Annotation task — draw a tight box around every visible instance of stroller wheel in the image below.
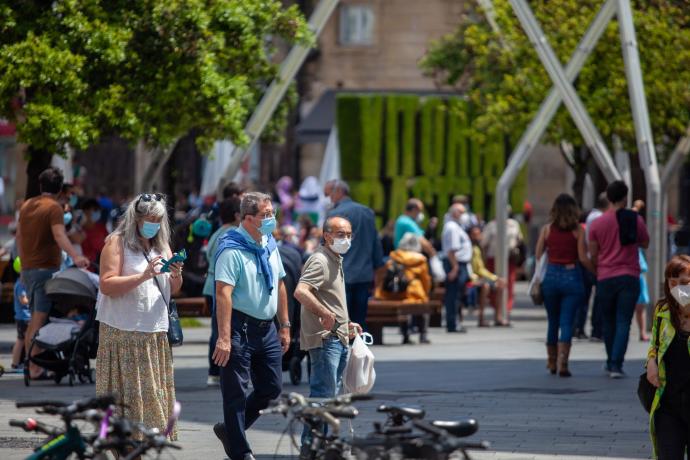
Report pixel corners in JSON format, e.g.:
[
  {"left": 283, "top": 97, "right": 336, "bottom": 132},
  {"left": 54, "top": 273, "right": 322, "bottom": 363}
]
[
  {"left": 23, "top": 368, "right": 30, "bottom": 387},
  {"left": 68, "top": 372, "right": 75, "bottom": 387},
  {"left": 289, "top": 356, "right": 302, "bottom": 385}
]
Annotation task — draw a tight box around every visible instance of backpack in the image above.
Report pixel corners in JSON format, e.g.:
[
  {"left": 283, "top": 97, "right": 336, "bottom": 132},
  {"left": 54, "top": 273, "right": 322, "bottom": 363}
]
[{"left": 382, "top": 260, "right": 410, "bottom": 294}]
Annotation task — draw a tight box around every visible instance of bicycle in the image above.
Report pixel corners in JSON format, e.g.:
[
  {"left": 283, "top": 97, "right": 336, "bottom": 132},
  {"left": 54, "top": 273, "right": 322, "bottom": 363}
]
[
  {"left": 262, "top": 393, "right": 489, "bottom": 460},
  {"left": 10, "top": 396, "right": 182, "bottom": 460},
  {"left": 10, "top": 396, "right": 116, "bottom": 460}
]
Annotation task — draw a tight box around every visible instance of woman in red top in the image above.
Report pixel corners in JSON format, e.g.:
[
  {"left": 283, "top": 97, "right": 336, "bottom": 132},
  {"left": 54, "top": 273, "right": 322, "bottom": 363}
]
[
  {"left": 535, "top": 194, "right": 594, "bottom": 377},
  {"left": 80, "top": 199, "right": 109, "bottom": 268}
]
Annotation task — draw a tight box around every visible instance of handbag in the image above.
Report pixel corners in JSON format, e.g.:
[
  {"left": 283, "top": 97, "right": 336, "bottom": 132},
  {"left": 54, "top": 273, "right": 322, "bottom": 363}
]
[
  {"left": 528, "top": 252, "right": 547, "bottom": 306},
  {"left": 637, "top": 316, "right": 662, "bottom": 412},
  {"left": 143, "top": 251, "right": 184, "bottom": 347}
]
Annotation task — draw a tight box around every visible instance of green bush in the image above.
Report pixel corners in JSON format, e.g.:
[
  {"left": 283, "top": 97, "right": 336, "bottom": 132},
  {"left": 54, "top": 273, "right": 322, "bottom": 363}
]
[{"left": 338, "top": 94, "right": 526, "bottom": 223}]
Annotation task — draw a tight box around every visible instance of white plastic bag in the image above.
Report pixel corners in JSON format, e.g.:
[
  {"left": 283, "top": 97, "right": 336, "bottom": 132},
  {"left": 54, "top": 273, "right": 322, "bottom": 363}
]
[
  {"left": 429, "top": 255, "right": 446, "bottom": 283},
  {"left": 343, "top": 333, "right": 376, "bottom": 394}
]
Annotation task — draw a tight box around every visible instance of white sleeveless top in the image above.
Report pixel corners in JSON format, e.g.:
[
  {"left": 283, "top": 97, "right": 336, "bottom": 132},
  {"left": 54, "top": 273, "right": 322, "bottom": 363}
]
[{"left": 96, "top": 245, "right": 170, "bottom": 333}]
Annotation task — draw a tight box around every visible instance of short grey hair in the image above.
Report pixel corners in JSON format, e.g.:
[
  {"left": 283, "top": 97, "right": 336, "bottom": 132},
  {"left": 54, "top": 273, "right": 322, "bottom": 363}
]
[
  {"left": 109, "top": 194, "right": 171, "bottom": 254},
  {"left": 240, "top": 192, "right": 272, "bottom": 219},
  {"left": 331, "top": 180, "right": 350, "bottom": 196},
  {"left": 398, "top": 232, "right": 422, "bottom": 253}
]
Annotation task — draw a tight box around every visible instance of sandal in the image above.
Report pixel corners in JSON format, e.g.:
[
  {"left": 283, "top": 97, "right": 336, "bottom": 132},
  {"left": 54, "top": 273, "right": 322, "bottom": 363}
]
[{"left": 494, "top": 321, "right": 512, "bottom": 327}]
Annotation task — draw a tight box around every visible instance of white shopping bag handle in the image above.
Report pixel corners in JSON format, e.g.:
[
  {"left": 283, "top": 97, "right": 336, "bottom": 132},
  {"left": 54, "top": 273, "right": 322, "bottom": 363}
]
[{"left": 360, "top": 332, "right": 374, "bottom": 346}]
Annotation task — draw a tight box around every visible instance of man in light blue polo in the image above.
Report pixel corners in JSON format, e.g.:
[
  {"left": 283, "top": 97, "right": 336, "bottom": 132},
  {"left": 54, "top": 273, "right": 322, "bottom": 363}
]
[{"left": 211, "top": 192, "right": 291, "bottom": 460}]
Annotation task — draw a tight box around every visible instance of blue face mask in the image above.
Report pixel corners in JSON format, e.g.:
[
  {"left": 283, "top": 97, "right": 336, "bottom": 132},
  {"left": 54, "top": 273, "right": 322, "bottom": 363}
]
[
  {"left": 141, "top": 221, "right": 161, "bottom": 239},
  {"left": 91, "top": 211, "right": 102, "bottom": 222},
  {"left": 259, "top": 217, "right": 276, "bottom": 236},
  {"left": 69, "top": 195, "right": 78, "bottom": 208},
  {"left": 63, "top": 212, "right": 73, "bottom": 226}
]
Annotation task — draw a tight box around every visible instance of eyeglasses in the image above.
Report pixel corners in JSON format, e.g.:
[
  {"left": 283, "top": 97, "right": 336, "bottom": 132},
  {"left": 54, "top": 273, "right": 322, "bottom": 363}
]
[
  {"left": 331, "top": 231, "right": 353, "bottom": 239},
  {"left": 256, "top": 211, "right": 276, "bottom": 219},
  {"left": 135, "top": 193, "right": 164, "bottom": 212}
]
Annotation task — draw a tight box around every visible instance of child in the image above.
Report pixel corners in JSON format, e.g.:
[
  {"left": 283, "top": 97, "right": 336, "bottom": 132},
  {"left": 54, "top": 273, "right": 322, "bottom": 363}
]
[{"left": 12, "top": 258, "right": 30, "bottom": 370}]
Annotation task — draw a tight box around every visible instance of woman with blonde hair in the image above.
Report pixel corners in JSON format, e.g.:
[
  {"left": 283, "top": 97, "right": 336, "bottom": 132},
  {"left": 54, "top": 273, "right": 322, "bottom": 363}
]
[
  {"left": 535, "top": 194, "right": 594, "bottom": 377},
  {"left": 96, "top": 193, "right": 183, "bottom": 438}
]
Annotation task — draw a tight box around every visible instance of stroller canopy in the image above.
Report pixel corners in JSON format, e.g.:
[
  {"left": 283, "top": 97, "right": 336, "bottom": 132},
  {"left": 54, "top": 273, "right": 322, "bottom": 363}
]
[{"left": 45, "top": 268, "right": 98, "bottom": 309}]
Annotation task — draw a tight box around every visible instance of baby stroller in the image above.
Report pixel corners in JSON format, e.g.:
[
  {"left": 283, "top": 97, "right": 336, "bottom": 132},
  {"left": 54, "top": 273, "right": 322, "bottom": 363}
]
[{"left": 24, "top": 268, "right": 99, "bottom": 387}]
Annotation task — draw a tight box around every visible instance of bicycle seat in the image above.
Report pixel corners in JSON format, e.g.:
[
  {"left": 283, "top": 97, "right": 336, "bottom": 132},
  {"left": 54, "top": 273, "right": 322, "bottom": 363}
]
[
  {"left": 431, "top": 419, "right": 478, "bottom": 438},
  {"left": 377, "top": 404, "right": 426, "bottom": 419}
]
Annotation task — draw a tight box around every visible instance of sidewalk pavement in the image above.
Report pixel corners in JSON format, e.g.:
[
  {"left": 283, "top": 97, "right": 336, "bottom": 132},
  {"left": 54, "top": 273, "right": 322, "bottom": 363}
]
[{"left": 0, "top": 282, "right": 652, "bottom": 459}]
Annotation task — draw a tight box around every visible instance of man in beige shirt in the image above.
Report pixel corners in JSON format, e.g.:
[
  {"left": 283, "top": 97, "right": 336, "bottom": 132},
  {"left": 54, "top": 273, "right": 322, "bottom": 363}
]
[{"left": 294, "top": 216, "right": 361, "bottom": 455}]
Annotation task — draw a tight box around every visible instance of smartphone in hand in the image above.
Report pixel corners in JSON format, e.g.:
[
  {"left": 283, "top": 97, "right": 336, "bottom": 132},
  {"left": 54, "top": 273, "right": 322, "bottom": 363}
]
[{"left": 160, "top": 249, "right": 188, "bottom": 273}]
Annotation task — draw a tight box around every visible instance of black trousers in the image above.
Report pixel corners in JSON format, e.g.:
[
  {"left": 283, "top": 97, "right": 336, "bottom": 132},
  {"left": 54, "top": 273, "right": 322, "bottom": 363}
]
[
  {"left": 220, "top": 313, "right": 283, "bottom": 460},
  {"left": 656, "top": 393, "right": 690, "bottom": 460}
]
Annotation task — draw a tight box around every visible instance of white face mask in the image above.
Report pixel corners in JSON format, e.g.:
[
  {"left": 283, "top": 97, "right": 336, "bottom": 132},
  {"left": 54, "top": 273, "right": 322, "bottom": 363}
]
[
  {"left": 330, "top": 237, "right": 351, "bottom": 255},
  {"left": 671, "top": 285, "right": 690, "bottom": 308},
  {"left": 416, "top": 212, "right": 425, "bottom": 224}
]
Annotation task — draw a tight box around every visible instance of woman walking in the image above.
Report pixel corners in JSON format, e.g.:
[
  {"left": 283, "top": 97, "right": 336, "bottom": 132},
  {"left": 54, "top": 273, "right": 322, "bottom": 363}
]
[
  {"left": 646, "top": 255, "right": 690, "bottom": 459},
  {"left": 535, "top": 194, "right": 593, "bottom": 377},
  {"left": 96, "top": 193, "right": 183, "bottom": 438}
]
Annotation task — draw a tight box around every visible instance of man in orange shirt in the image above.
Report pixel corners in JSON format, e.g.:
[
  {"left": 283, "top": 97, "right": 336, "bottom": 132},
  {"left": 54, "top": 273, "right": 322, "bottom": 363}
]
[{"left": 17, "top": 167, "right": 89, "bottom": 379}]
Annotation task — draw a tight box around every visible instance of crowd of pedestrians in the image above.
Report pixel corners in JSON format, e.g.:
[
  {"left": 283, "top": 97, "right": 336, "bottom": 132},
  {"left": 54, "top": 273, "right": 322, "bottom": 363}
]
[{"left": 6, "top": 166, "right": 683, "bottom": 460}]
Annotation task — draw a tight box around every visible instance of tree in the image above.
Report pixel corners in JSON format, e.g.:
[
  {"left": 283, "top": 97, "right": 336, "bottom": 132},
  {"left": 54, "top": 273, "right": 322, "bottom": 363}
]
[
  {"left": 419, "top": 0, "right": 690, "bottom": 204},
  {"left": 0, "top": 0, "right": 311, "bottom": 197}
]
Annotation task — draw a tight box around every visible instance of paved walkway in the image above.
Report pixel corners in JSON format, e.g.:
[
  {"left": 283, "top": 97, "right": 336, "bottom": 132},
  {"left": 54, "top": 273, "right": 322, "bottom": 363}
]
[{"left": 0, "top": 283, "right": 652, "bottom": 459}]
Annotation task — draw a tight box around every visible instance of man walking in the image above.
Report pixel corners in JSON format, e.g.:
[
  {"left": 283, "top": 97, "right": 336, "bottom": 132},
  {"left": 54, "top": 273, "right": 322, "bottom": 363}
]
[
  {"left": 212, "top": 192, "right": 291, "bottom": 460},
  {"left": 326, "top": 180, "right": 384, "bottom": 327},
  {"left": 393, "top": 198, "right": 437, "bottom": 255},
  {"left": 583, "top": 193, "right": 609, "bottom": 341},
  {"left": 442, "top": 204, "right": 473, "bottom": 333},
  {"left": 589, "top": 181, "right": 649, "bottom": 379},
  {"left": 17, "top": 167, "right": 88, "bottom": 380},
  {"left": 294, "top": 216, "right": 361, "bottom": 457}
]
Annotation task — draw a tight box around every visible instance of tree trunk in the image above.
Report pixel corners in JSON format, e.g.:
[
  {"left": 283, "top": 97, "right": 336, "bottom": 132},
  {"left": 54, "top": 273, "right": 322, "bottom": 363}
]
[{"left": 25, "top": 146, "right": 53, "bottom": 199}]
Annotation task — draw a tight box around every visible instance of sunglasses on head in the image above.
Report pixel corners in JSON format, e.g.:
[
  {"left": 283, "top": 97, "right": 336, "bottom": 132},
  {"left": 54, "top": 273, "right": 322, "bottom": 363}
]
[{"left": 135, "top": 193, "right": 164, "bottom": 212}]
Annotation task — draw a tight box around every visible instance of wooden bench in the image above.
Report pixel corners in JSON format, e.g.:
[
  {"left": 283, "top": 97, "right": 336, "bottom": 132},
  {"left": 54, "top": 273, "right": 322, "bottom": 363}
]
[
  {"left": 429, "top": 287, "right": 445, "bottom": 327},
  {"left": 366, "top": 299, "right": 442, "bottom": 345},
  {"left": 172, "top": 296, "right": 209, "bottom": 317}
]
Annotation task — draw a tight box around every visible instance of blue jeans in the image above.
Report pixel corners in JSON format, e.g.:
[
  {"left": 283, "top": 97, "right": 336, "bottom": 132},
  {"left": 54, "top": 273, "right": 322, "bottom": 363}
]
[
  {"left": 444, "top": 259, "right": 469, "bottom": 331},
  {"left": 301, "top": 336, "right": 349, "bottom": 447},
  {"left": 206, "top": 295, "right": 219, "bottom": 377},
  {"left": 21, "top": 268, "right": 59, "bottom": 314},
  {"left": 541, "top": 264, "right": 585, "bottom": 345},
  {"left": 345, "top": 282, "right": 371, "bottom": 328},
  {"left": 595, "top": 275, "right": 640, "bottom": 372},
  {"left": 575, "top": 266, "right": 597, "bottom": 335},
  {"left": 220, "top": 313, "right": 283, "bottom": 460}
]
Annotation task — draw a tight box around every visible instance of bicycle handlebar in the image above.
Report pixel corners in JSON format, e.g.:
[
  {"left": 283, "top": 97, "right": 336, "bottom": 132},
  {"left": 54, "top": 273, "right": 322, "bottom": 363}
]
[
  {"left": 16, "top": 400, "right": 68, "bottom": 409},
  {"left": 17, "top": 395, "right": 116, "bottom": 416},
  {"left": 9, "top": 418, "right": 61, "bottom": 437}
]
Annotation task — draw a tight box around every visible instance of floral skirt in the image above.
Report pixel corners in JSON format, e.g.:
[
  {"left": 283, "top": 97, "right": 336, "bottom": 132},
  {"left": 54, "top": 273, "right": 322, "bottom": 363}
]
[{"left": 96, "top": 322, "right": 177, "bottom": 440}]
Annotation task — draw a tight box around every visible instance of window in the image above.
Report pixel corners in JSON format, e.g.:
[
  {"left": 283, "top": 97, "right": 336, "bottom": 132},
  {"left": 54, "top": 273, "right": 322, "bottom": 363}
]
[{"left": 339, "top": 5, "right": 375, "bottom": 46}]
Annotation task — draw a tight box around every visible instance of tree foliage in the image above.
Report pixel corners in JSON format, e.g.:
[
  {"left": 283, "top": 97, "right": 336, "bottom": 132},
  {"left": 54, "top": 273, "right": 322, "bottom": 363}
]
[
  {"left": 0, "top": 0, "right": 312, "bottom": 156},
  {"left": 419, "top": 0, "right": 690, "bottom": 161}
]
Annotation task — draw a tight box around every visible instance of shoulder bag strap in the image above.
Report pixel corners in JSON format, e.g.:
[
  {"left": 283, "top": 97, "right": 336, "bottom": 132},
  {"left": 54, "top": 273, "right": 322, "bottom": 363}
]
[{"left": 142, "top": 250, "right": 171, "bottom": 313}]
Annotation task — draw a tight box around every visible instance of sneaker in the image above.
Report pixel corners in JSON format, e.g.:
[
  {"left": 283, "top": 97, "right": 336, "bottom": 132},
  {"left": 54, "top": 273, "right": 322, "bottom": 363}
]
[
  {"left": 589, "top": 336, "right": 603, "bottom": 343},
  {"left": 213, "top": 422, "right": 232, "bottom": 458},
  {"left": 609, "top": 370, "right": 625, "bottom": 379},
  {"left": 207, "top": 375, "right": 220, "bottom": 386}
]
